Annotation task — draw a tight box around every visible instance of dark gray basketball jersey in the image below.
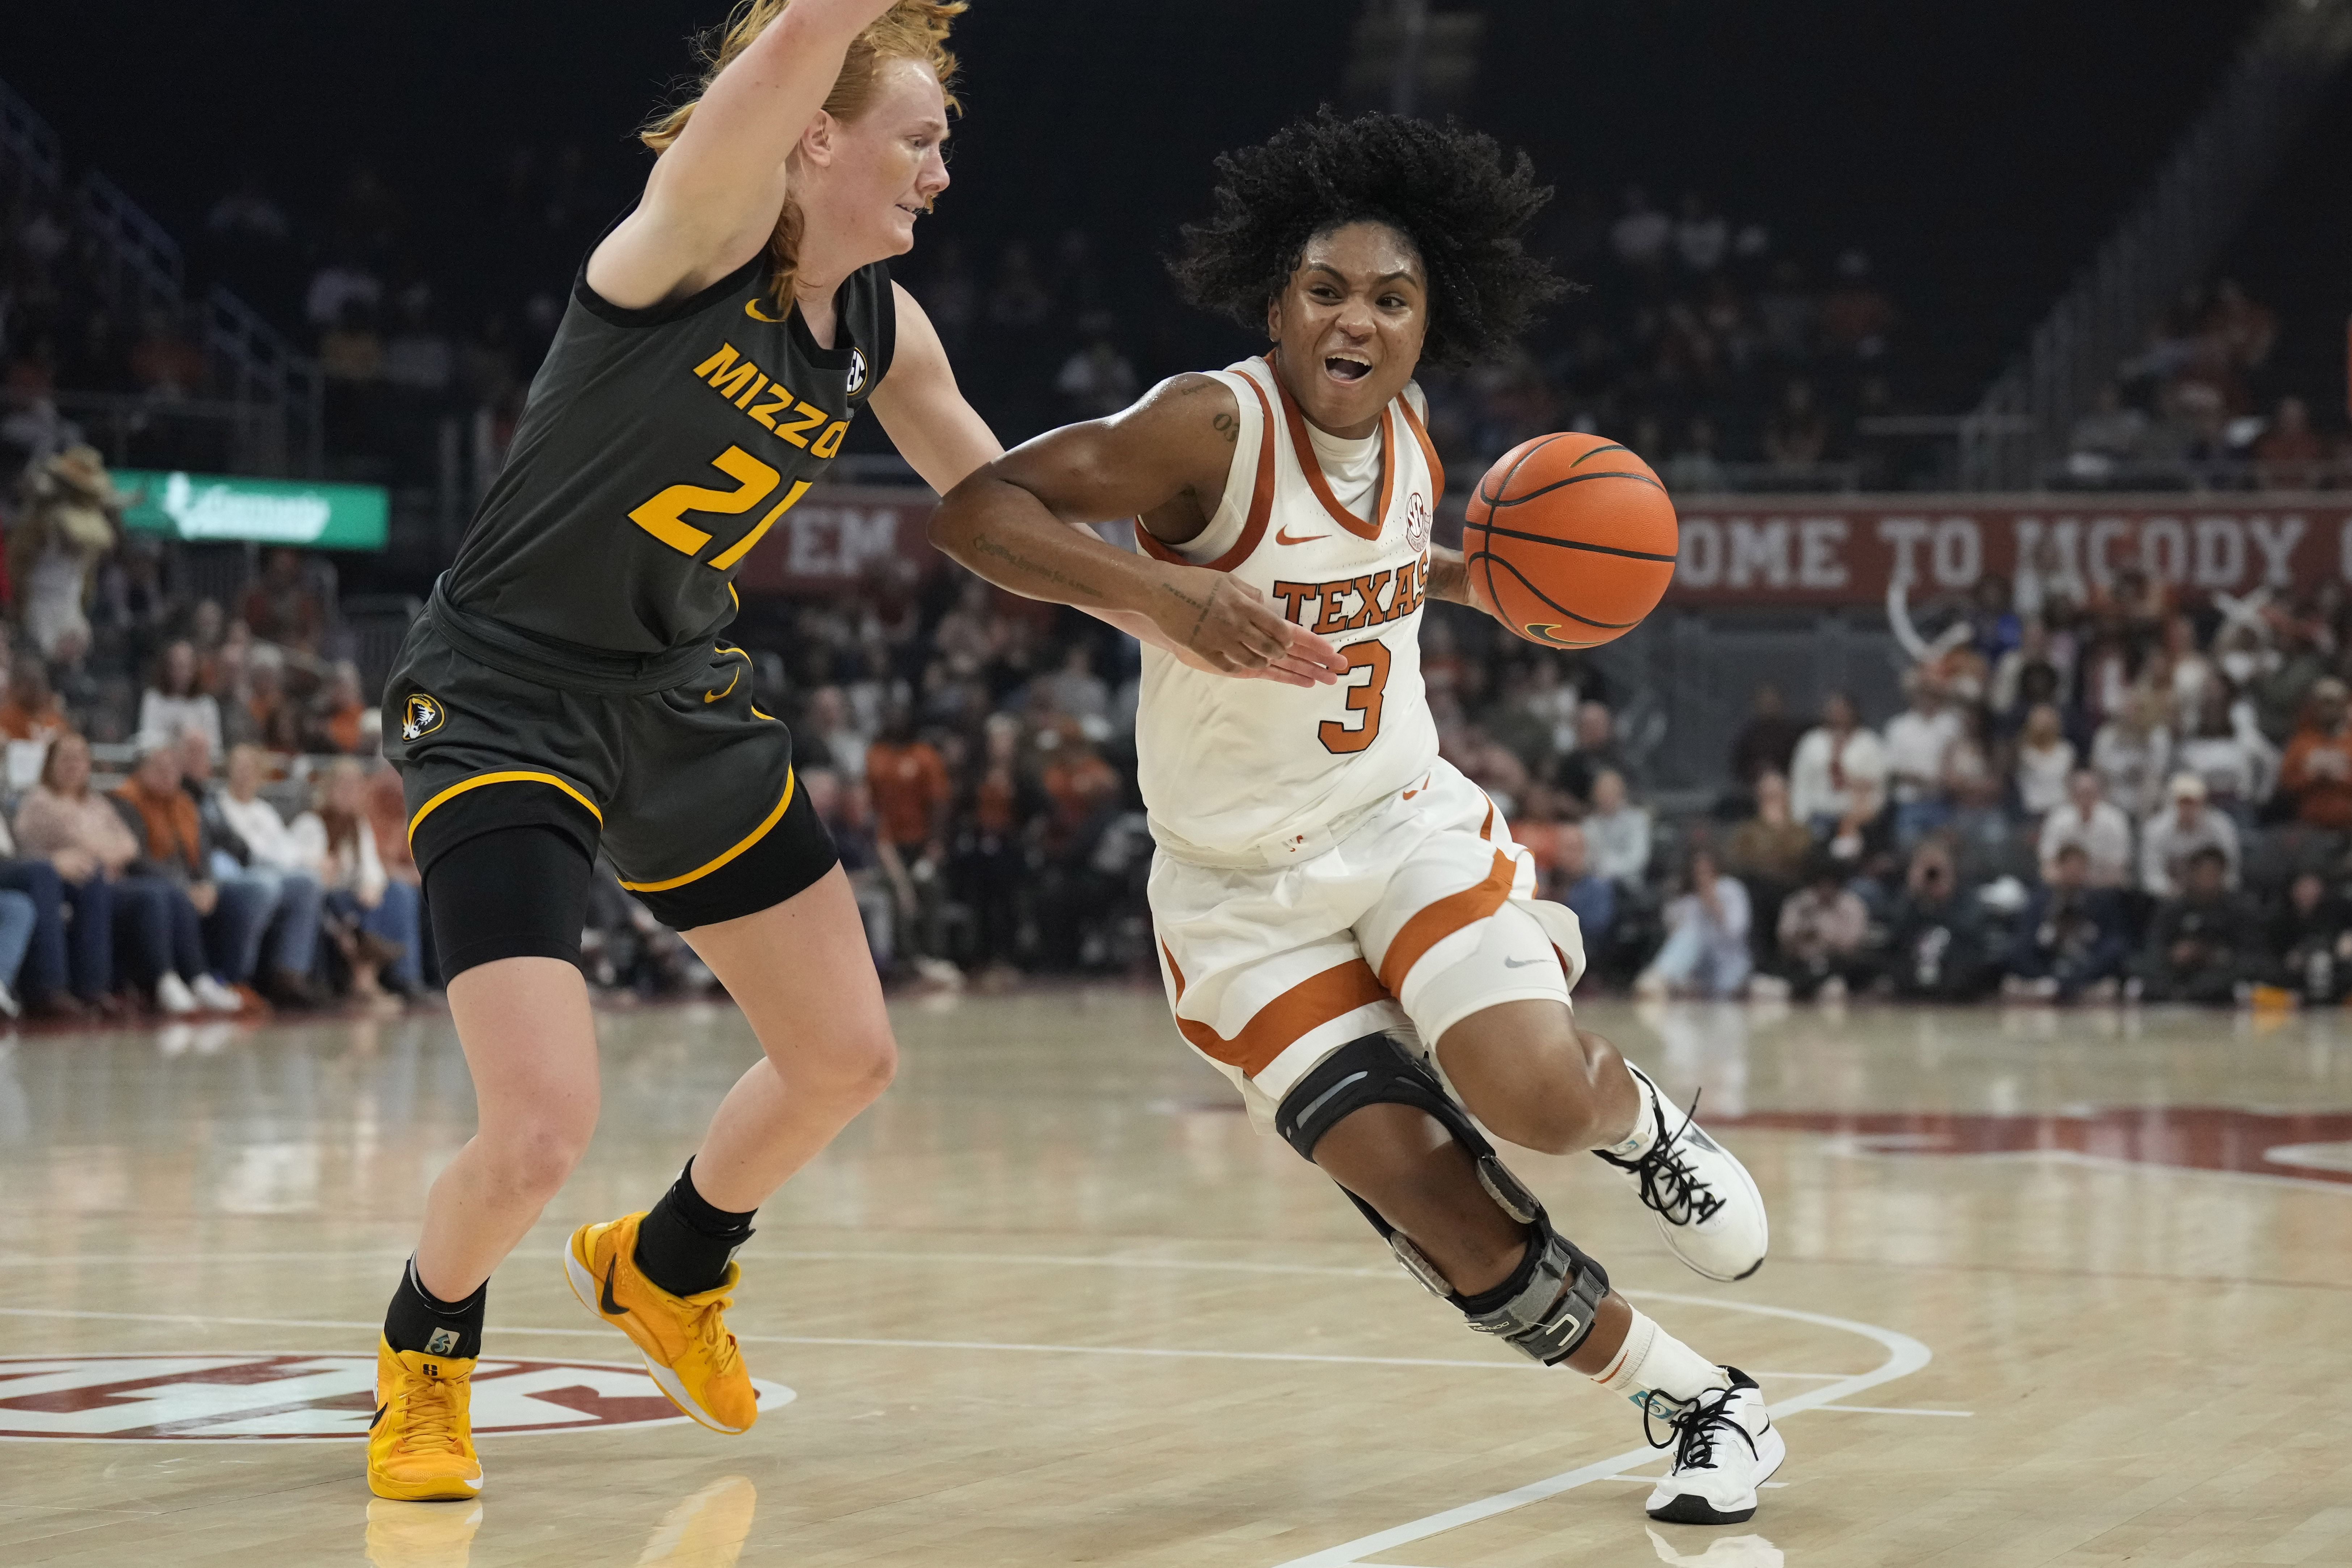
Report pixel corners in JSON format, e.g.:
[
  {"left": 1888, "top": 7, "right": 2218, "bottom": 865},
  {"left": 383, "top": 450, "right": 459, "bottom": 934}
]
[{"left": 446, "top": 243, "right": 896, "bottom": 656}]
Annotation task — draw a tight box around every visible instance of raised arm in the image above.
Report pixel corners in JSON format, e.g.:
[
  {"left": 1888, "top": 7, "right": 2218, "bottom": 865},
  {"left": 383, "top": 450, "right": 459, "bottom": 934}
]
[
  {"left": 587, "top": 0, "right": 900, "bottom": 310},
  {"left": 931, "top": 376, "right": 1347, "bottom": 686}
]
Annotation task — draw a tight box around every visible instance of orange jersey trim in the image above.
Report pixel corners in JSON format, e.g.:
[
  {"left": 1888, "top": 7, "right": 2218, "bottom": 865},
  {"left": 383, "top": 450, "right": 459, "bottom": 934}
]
[
  {"left": 1135, "top": 371, "right": 1280, "bottom": 572},
  {"left": 1163, "top": 943, "right": 1390, "bottom": 1078},
  {"left": 1267, "top": 357, "right": 1392, "bottom": 543},
  {"left": 1375, "top": 804, "right": 1514, "bottom": 994}
]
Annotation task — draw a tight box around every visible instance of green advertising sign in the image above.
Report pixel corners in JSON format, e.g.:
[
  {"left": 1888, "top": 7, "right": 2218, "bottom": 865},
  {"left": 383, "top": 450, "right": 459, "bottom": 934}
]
[{"left": 114, "top": 470, "right": 389, "bottom": 551}]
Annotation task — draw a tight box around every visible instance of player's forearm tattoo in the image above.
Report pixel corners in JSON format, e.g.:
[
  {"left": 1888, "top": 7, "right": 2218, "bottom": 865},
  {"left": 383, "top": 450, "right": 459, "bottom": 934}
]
[
  {"left": 1425, "top": 554, "right": 1472, "bottom": 604},
  {"left": 1160, "top": 581, "right": 1214, "bottom": 648},
  {"left": 970, "top": 533, "right": 1105, "bottom": 601}
]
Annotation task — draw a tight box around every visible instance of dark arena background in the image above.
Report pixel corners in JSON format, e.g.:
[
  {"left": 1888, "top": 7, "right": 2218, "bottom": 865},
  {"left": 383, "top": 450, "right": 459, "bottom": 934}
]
[{"left": 4, "top": 3, "right": 2352, "bottom": 1564}]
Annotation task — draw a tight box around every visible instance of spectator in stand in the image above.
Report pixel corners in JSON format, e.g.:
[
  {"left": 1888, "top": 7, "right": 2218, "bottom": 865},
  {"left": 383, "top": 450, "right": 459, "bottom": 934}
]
[
  {"left": 1554, "top": 701, "right": 1627, "bottom": 805},
  {"left": 1723, "top": 770, "right": 1812, "bottom": 892},
  {"left": 2092, "top": 686, "right": 2172, "bottom": 823},
  {"left": 1636, "top": 846, "right": 1750, "bottom": 1000},
  {"left": 1662, "top": 418, "right": 1727, "bottom": 494},
  {"left": 308, "top": 661, "right": 371, "bottom": 754},
  {"left": 2012, "top": 702, "right": 2074, "bottom": 821},
  {"left": 1609, "top": 186, "right": 1672, "bottom": 272},
  {"left": 1882, "top": 672, "right": 1961, "bottom": 847},
  {"left": 232, "top": 647, "right": 305, "bottom": 753},
  {"left": 802, "top": 768, "right": 894, "bottom": 971},
  {"left": 18, "top": 735, "right": 226, "bottom": 1015},
  {"left": 1554, "top": 822, "right": 1615, "bottom": 954},
  {"left": 1762, "top": 379, "right": 1829, "bottom": 471},
  {"left": 1789, "top": 691, "right": 1886, "bottom": 836},
  {"left": 1052, "top": 324, "right": 1139, "bottom": 421},
  {"left": 2067, "top": 384, "right": 2150, "bottom": 471},
  {"left": 800, "top": 686, "right": 870, "bottom": 782},
  {"left": 1036, "top": 642, "right": 1112, "bottom": 729},
  {"left": 950, "top": 714, "right": 1046, "bottom": 983},
  {"left": 2254, "top": 396, "right": 2326, "bottom": 489},
  {"left": 1581, "top": 769, "right": 1650, "bottom": 887},
  {"left": 1754, "top": 855, "right": 1868, "bottom": 1002},
  {"left": 363, "top": 760, "right": 427, "bottom": 984},
  {"left": 2253, "top": 612, "right": 2331, "bottom": 747},
  {"left": 2279, "top": 676, "right": 2352, "bottom": 832},
  {"left": 2135, "top": 846, "right": 2258, "bottom": 1005},
  {"left": 864, "top": 704, "right": 951, "bottom": 976},
  {"left": 1729, "top": 683, "right": 1806, "bottom": 788},
  {"left": 9, "top": 447, "right": 118, "bottom": 658},
  {"left": 2003, "top": 843, "right": 2128, "bottom": 1002},
  {"left": 1038, "top": 721, "right": 1118, "bottom": 850},
  {"left": 240, "top": 548, "right": 328, "bottom": 656},
  {"left": 2175, "top": 681, "right": 2271, "bottom": 829},
  {"left": 1881, "top": 838, "right": 1995, "bottom": 1002},
  {"left": 0, "top": 776, "right": 88, "bottom": 1022},
  {"left": 0, "top": 660, "right": 72, "bottom": 744},
  {"left": 212, "top": 743, "right": 327, "bottom": 1007},
  {"left": 137, "top": 639, "right": 223, "bottom": 754},
  {"left": 294, "top": 758, "right": 422, "bottom": 999},
  {"left": 112, "top": 740, "right": 265, "bottom": 1005},
  {"left": 2268, "top": 871, "right": 2352, "bottom": 1003},
  {"left": 2141, "top": 772, "right": 2239, "bottom": 897},
  {"left": 2038, "top": 767, "right": 2133, "bottom": 888}
]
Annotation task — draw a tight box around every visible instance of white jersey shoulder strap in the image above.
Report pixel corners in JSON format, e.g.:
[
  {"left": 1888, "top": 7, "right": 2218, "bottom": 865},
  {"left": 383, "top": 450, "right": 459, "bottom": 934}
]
[{"left": 1137, "top": 361, "right": 1278, "bottom": 570}]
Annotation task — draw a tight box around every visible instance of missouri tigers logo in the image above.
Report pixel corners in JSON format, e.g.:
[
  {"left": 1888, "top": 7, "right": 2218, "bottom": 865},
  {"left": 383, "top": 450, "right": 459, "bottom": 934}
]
[{"left": 401, "top": 692, "right": 446, "bottom": 742}]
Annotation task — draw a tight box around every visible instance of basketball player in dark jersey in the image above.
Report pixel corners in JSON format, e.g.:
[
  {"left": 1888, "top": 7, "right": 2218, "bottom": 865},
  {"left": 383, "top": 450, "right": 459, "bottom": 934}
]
[{"left": 365, "top": 0, "right": 1341, "bottom": 1501}]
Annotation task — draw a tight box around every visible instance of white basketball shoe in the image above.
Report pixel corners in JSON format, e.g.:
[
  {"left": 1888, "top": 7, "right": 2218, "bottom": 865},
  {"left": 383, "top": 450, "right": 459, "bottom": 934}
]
[
  {"left": 1596, "top": 1063, "right": 1769, "bottom": 1281},
  {"left": 1645, "top": 1370, "right": 1784, "bottom": 1525}
]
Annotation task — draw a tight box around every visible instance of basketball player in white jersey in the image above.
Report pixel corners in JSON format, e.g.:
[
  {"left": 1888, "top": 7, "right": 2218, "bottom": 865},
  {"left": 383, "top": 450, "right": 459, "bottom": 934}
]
[{"left": 934, "top": 110, "right": 1782, "bottom": 1525}]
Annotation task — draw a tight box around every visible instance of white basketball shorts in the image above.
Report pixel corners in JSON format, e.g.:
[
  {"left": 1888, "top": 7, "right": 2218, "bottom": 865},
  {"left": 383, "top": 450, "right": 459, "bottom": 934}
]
[{"left": 1149, "top": 756, "right": 1586, "bottom": 1129}]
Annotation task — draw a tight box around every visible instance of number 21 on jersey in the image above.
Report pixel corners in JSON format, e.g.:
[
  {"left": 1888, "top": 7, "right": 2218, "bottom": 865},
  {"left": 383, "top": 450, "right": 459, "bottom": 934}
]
[
  {"left": 629, "top": 444, "right": 812, "bottom": 571},
  {"left": 1318, "top": 640, "right": 1390, "bottom": 754}
]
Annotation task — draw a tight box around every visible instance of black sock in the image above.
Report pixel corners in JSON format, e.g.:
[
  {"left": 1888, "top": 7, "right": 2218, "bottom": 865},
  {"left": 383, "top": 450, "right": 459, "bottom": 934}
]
[
  {"left": 384, "top": 1258, "right": 486, "bottom": 1360},
  {"left": 633, "top": 1159, "right": 756, "bottom": 1298}
]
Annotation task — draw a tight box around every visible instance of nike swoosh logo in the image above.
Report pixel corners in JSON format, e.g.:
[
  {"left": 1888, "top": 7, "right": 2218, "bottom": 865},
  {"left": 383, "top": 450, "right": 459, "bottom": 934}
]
[
  {"left": 370, "top": 1403, "right": 386, "bottom": 1430},
  {"left": 601, "top": 1260, "right": 625, "bottom": 1317},
  {"left": 1276, "top": 527, "right": 1331, "bottom": 546},
  {"left": 1503, "top": 956, "right": 1545, "bottom": 968},
  {"left": 705, "top": 667, "right": 740, "bottom": 704}
]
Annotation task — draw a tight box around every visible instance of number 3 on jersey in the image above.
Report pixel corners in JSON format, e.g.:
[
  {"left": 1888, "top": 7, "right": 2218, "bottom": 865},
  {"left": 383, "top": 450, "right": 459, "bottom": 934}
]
[
  {"left": 1319, "top": 640, "right": 1391, "bottom": 755},
  {"left": 629, "top": 444, "right": 812, "bottom": 571}
]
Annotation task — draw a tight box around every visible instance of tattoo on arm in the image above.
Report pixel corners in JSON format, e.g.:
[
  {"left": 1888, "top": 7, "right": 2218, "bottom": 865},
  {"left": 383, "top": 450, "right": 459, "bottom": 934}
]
[
  {"left": 970, "top": 533, "right": 1106, "bottom": 602},
  {"left": 1425, "top": 553, "right": 1472, "bottom": 606},
  {"left": 1211, "top": 411, "right": 1238, "bottom": 444},
  {"left": 1160, "top": 581, "right": 1213, "bottom": 649}
]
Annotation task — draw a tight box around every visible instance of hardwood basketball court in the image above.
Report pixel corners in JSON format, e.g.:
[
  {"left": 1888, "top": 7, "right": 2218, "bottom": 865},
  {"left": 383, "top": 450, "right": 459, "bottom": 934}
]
[{"left": 3, "top": 990, "right": 2348, "bottom": 1566}]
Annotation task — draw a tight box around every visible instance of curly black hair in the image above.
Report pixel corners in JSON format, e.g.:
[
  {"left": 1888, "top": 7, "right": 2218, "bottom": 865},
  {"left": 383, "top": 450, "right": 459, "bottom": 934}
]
[{"left": 1169, "top": 108, "right": 1565, "bottom": 369}]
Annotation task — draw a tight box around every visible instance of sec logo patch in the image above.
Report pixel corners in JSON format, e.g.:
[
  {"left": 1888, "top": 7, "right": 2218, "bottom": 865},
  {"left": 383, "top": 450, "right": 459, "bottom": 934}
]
[
  {"left": 401, "top": 692, "right": 445, "bottom": 742},
  {"left": 0, "top": 1352, "right": 794, "bottom": 1441}
]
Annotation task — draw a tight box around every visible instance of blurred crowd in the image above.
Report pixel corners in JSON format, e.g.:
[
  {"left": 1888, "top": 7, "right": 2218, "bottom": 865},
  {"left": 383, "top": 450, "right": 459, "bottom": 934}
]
[
  {"left": 1608, "top": 570, "right": 2352, "bottom": 1008},
  {"left": 2063, "top": 277, "right": 2352, "bottom": 491}
]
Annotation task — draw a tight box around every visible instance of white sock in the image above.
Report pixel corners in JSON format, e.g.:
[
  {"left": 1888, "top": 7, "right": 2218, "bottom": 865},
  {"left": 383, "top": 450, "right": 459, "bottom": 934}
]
[
  {"left": 1596, "top": 1062, "right": 1658, "bottom": 1159},
  {"left": 1591, "top": 1308, "right": 1727, "bottom": 1411}
]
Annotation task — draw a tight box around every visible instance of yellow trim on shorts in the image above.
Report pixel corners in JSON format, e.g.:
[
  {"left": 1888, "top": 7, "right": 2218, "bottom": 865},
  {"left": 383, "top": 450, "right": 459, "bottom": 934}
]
[
  {"left": 615, "top": 769, "right": 797, "bottom": 893},
  {"left": 408, "top": 770, "right": 604, "bottom": 846}
]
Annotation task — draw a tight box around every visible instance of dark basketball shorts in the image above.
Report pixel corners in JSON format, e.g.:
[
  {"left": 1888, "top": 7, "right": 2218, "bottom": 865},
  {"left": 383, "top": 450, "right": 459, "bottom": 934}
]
[{"left": 382, "top": 607, "right": 838, "bottom": 951}]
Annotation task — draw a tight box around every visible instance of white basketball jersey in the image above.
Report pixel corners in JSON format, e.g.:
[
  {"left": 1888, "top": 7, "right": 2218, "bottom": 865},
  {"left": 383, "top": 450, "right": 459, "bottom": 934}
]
[{"left": 1136, "top": 355, "right": 1444, "bottom": 860}]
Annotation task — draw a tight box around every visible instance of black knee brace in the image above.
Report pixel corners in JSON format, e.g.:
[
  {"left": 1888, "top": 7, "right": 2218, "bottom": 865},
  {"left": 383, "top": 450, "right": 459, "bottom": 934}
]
[{"left": 1274, "top": 1033, "right": 1610, "bottom": 1365}]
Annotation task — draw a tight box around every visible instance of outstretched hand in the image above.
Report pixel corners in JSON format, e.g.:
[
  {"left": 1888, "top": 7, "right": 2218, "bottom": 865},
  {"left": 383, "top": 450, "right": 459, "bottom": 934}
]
[{"left": 1151, "top": 565, "right": 1349, "bottom": 686}]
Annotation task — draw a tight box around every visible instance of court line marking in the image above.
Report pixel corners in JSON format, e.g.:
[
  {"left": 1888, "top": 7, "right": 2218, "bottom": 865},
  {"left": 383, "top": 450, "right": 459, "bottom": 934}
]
[
  {"left": 0, "top": 1306, "right": 1853, "bottom": 1382},
  {"left": 1264, "top": 1290, "right": 1931, "bottom": 1568},
  {"left": 1814, "top": 1404, "right": 1971, "bottom": 1417}
]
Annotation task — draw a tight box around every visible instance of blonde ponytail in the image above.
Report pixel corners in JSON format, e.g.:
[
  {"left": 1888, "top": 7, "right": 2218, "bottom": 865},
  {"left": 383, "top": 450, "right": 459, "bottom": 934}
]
[{"left": 642, "top": 0, "right": 966, "bottom": 311}]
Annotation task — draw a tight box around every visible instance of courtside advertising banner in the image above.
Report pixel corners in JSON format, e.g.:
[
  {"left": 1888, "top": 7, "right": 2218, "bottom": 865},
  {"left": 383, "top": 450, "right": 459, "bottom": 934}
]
[
  {"left": 1666, "top": 493, "right": 2352, "bottom": 607},
  {"left": 114, "top": 470, "right": 390, "bottom": 551}
]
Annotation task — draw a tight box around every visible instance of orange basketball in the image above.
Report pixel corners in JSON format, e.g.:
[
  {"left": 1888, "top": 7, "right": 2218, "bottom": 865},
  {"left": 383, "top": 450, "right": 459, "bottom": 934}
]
[{"left": 1462, "top": 431, "right": 1678, "bottom": 649}]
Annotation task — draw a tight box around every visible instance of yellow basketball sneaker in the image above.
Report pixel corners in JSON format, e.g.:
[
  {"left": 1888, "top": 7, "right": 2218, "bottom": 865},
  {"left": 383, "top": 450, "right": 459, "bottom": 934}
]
[
  {"left": 565, "top": 1212, "right": 758, "bottom": 1434},
  {"left": 367, "top": 1336, "right": 483, "bottom": 1501}
]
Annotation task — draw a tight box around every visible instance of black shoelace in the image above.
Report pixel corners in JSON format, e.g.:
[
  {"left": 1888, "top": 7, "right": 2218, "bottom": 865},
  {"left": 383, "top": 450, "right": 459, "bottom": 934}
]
[
  {"left": 1597, "top": 1088, "right": 1725, "bottom": 1226},
  {"left": 1646, "top": 1382, "right": 1756, "bottom": 1473}
]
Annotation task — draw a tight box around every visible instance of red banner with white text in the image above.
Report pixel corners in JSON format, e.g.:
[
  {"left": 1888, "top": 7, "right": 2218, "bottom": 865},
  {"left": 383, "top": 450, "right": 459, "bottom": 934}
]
[
  {"left": 733, "top": 486, "right": 940, "bottom": 595},
  {"left": 1666, "top": 493, "right": 2352, "bottom": 606}
]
